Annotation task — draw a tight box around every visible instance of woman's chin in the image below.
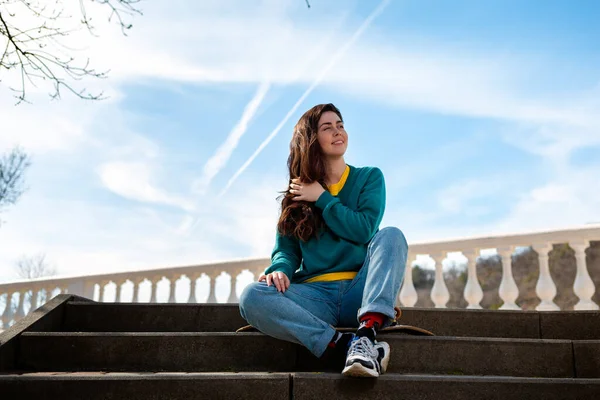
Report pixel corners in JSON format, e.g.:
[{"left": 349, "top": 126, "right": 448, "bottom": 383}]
[{"left": 325, "top": 149, "right": 347, "bottom": 158}]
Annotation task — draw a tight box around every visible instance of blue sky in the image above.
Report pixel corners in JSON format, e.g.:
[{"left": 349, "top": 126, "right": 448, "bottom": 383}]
[{"left": 0, "top": 0, "right": 599, "bottom": 284}]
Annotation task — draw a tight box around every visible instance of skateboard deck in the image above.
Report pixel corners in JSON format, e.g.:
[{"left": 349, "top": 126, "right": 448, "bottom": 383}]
[
  {"left": 235, "top": 307, "right": 434, "bottom": 336},
  {"left": 236, "top": 323, "right": 434, "bottom": 336}
]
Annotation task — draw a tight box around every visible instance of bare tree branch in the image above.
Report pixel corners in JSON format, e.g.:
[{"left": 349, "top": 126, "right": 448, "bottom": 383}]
[
  {"left": 0, "top": 0, "right": 143, "bottom": 104},
  {"left": 15, "top": 253, "right": 57, "bottom": 279},
  {"left": 0, "top": 146, "right": 30, "bottom": 212}
]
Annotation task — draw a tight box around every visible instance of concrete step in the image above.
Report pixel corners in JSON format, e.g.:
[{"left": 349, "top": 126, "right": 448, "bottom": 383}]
[
  {"left": 1, "top": 372, "right": 599, "bottom": 400},
  {"left": 293, "top": 373, "right": 600, "bottom": 400},
  {"left": 18, "top": 332, "right": 297, "bottom": 373},
  {"left": 60, "top": 301, "right": 600, "bottom": 340},
  {"left": 62, "top": 302, "right": 248, "bottom": 333},
  {"left": 0, "top": 372, "right": 290, "bottom": 400},
  {"left": 17, "top": 332, "right": 591, "bottom": 378}
]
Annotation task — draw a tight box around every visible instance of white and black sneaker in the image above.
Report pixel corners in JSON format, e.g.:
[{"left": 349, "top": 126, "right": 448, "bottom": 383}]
[{"left": 341, "top": 336, "right": 390, "bottom": 378}]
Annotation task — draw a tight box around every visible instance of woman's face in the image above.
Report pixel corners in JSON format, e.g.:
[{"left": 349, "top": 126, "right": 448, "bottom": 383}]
[{"left": 316, "top": 111, "right": 348, "bottom": 158}]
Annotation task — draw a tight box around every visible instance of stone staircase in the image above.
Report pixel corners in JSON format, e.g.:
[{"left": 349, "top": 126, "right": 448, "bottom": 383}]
[{"left": 1, "top": 294, "right": 599, "bottom": 399}]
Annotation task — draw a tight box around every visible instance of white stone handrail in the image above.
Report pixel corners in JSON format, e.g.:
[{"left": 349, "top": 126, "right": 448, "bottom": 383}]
[
  {"left": 401, "top": 224, "right": 599, "bottom": 311},
  {"left": 1, "top": 224, "right": 599, "bottom": 330},
  {"left": 0, "top": 258, "right": 268, "bottom": 330},
  {"left": 405, "top": 225, "right": 599, "bottom": 256}
]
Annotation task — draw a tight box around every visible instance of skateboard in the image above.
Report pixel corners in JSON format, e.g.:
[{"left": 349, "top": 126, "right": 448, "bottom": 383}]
[
  {"left": 236, "top": 307, "right": 435, "bottom": 336},
  {"left": 236, "top": 323, "right": 434, "bottom": 336}
]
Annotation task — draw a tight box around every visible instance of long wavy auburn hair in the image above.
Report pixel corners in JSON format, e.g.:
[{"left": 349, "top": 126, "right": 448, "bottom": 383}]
[{"left": 277, "top": 103, "right": 343, "bottom": 242}]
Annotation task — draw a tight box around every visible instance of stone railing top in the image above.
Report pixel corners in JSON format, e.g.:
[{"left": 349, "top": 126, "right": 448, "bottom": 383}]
[
  {"left": 1, "top": 224, "right": 598, "bottom": 291},
  {"left": 407, "top": 223, "right": 600, "bottom": 257},
  {"left": 0, "top": 257, "right": 269, "bottom": 292}
]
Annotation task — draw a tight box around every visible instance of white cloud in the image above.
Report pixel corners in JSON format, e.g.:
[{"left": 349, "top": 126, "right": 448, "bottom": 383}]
[
  {"left": 0, "top": 197, "right": 225, "bottom": 281},
  {"left": 436, "top": 176, "right": 517, "bottom": 215},
  {"left": 6, "top": 0, "right": 597, "bottom": 133},
  {"left": 0, "top": 96, "right": 92, "bottom": 154},
  {"left": 499, "top": 85, "right": 600, "bottom": 162},
  {"left": 78, "top": 2, "right": 594, "bottom": 135},
  {"left": 184, "top": 174, "right": 284, "bottom": 256},
  {"left": 216, "top": 177, "right": 283, "bottom": 256},
  {"left": 496, "top": 165, "right": 600, "bottom": 232},
  {"left": 3, "top": 0, "right": 598, "bottom": 135},
  {"left": 97, "top": 161, "right": 195, "bottom": 211},
  {"left": 0, "top": 173, "right": 284, "bottom": 283},
  {"left": 386, "top": 162, "right": 600, "bottom": 244}
]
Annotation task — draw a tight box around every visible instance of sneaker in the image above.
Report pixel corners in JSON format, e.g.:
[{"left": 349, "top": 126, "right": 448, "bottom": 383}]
[{"left": 341, "top": 336, "right": 390, "bottom": 378}]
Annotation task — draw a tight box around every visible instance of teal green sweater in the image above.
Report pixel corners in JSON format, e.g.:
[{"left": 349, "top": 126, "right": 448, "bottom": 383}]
[{"left": 264, "top": 165, "right": 386, "bottom": 283}]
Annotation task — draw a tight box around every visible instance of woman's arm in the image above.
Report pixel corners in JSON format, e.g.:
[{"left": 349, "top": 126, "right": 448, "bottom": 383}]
[
  {"left": 263, "top": 231, "right": 302, "bottom": 280},
  {"left": 315, "top": 167, "right": 386, "bottom": 244}
]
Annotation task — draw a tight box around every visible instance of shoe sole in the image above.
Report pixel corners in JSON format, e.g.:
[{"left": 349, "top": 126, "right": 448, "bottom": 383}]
[
  {"left": 378, "top": 341, "right": 391, "bottom": 374},
  {"left": 341, "top": 362, "right": 379, "bottom": 378}
]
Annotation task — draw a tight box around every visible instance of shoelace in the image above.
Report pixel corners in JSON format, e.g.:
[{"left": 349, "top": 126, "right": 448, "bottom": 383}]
[{"left": 348, "top": 336, "right": 377, "bottom": 358}]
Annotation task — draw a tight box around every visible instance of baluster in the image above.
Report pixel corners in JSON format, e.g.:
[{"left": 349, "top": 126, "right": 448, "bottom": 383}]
[
  {"left": 228, "top": 270, "right": 240, "bottom": 303},
  {"left": 132, "top": 278, "right": 144, "bottom": 303},
  {"left": 399, "top": 256, "right": 418, "bottom": 307},
  {"left": 149, "top": 276, "right": 159, "bottom": 304},
  {"left": 2, "top": 293, "right": 14, "bottom": 328},
  {"left": 168, "top": 275, "right": 178, "bottom": 303},
  {"left": 30, "top": 288, "right": 40, "bottom": 313},
  {"left": 99, "top": 281, "right": 110, "bottom": 302},
  {"left": 15, "top": 291, "right": 26, "bottom": 319},
  {"left": 430, "top": 253, "right": 449, "bottom": 308},
  {"left": 114, "top": 280, "right": 126, "bottom": 303},
  {"left": 498, "top": 246, "right": 520, "bottom": 310},
  {"left": 82, "top": 280, "right": 95, "bottom": 300},
  {"left": 571, "top": 241, "right": 599, "bottom": 310},
  {"left": 188, "top": 274, "right": 199, "bottom": 303},
  {"left": 532, "top": 243, "right": 559, "bottom": 311},
  {"left": 207, "top": 273, "right": 218, "bottom": 303},
  {"left": 45, "top": 287, "right": 55, "bottom": 302},
  {"left": 463, "top": 249, "right": 483, "bottom": 309}
]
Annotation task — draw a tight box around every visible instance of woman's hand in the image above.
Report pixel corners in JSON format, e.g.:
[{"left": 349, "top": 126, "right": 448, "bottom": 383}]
[
  {"left": 289, "top": 179, "right": 326, "bottom": 203},
  {"left": 259, "top": 271, "right": 291, "bottom": 293}
]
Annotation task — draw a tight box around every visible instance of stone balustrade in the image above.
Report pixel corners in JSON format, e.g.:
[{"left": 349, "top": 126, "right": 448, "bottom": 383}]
[
  {"left": 400, "top": 225, "right": 599, "bottom": 311},
  {"left": 1, "top": 225, "right": 599, "bottom": 330},
  {"left": 0, "top": 258, "right": 268, "bottom": 330}
]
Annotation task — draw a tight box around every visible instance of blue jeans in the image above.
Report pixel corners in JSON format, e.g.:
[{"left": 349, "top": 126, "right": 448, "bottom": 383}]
[{"left": 239, "top": 227, "right": 408, "bottom": 357}]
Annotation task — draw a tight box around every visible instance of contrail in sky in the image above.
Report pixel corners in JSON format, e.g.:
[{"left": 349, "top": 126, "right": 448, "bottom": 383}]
[
  {"left": 194, "top": 82, "right": 271, "bottom": 194},
  {"left": 218, "top": 0, "right": 391, "bottom": 198},
  {"left": 185, "top": 82, "right": 270, "bottom": 235}
]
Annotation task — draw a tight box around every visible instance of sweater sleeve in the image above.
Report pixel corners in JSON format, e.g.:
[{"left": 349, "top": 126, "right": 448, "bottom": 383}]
[
  {"left": 263, "top": 231, "right": 302, "bottom": 279},
  {"left": 314, "top": 167, "right": 386, "bottom": 244}
]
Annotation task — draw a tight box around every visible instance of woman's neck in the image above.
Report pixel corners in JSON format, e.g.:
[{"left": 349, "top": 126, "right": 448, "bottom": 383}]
[{"left": 325, "top": 157, "right": 347, "bottom": 186}]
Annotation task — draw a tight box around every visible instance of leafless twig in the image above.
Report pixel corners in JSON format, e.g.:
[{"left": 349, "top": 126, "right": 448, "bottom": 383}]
[
  {"left": 15, "top": 253, "right": 57, "bottom": 279},
  {"left": 0, "top": 146, "right": 30, "bottom": 210},
  {"left": 0, "top": 0, "right": 142, "bottom": 104}
]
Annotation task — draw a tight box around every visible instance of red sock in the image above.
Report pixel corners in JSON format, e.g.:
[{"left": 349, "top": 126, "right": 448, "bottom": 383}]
[
  {"left": 327, "top": 332, "right": 341, "bottom": 348},
  {"left": 359, "top": 312, "right": 386, "bottom": 330}
]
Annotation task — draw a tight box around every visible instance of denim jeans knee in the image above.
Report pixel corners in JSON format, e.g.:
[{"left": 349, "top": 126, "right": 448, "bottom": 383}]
[
  {"left": 373, "top": 226, "right": 407, "bottom": 253},
  {"left": 238, "top": 281, "right": 264, "bottom": 322}
]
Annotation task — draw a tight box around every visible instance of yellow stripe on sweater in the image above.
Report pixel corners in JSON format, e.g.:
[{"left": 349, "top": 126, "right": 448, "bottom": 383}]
[
  {"left": 303, "top": 271, "right": 357, "bottom": 283},
  {"left": 327, "top": 165, "right": 350, "bottom": 196}
]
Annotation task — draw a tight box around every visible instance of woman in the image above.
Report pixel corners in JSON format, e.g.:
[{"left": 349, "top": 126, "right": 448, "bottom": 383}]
[{"left": 239, "top": 103, "right": 408, "bottom": 378}]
